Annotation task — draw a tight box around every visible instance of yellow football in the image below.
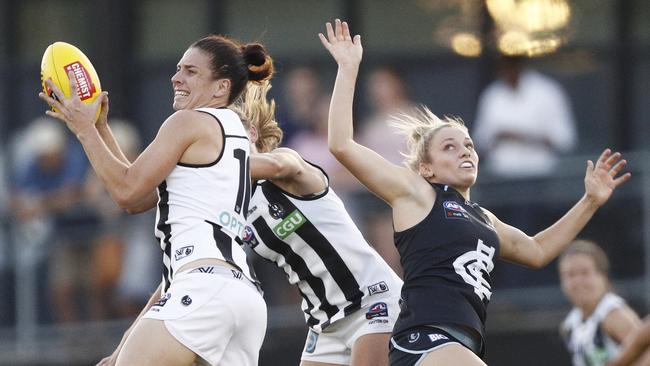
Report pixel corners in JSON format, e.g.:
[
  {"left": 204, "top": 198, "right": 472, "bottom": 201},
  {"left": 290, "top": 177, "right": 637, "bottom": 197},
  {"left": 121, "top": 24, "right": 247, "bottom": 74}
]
[{"left": 40, "top": 42, "right": 102, "bottom": 117}]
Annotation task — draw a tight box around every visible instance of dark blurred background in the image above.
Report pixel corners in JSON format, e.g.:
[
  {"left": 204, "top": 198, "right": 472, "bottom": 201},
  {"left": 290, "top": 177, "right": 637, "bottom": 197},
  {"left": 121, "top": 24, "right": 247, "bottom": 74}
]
[{"left": 0, "top": 0, "right": 649, "bottom": 365}]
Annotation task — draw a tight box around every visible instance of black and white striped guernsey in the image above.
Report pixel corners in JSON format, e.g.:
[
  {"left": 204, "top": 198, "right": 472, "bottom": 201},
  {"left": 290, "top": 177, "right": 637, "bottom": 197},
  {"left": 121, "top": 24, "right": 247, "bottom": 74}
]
[
  {"left": 242, "top": 164, "right": 402, "bottom": 332},
  {"left": 155, "top": 107, "right": 256, "bottom": 292}
]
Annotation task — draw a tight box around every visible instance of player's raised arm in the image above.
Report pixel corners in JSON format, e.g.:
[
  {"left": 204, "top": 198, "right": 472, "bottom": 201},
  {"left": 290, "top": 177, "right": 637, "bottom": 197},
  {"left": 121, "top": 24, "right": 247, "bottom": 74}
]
[{"left": 319, "top": 19, "right": 417, "bottom": 205}]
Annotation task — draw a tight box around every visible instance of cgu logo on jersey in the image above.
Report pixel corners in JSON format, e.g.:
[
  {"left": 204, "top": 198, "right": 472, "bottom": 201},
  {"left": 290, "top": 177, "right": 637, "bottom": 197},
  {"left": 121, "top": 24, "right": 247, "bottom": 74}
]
[
  {"left": 453, "top": 239, "right": 495, "bottom": 302},
  {"left": 272, "top": 209, "right": 306, "bottom": 239},
  {"left": 443, "top": 201, "right": 470, "bottom": 220}
]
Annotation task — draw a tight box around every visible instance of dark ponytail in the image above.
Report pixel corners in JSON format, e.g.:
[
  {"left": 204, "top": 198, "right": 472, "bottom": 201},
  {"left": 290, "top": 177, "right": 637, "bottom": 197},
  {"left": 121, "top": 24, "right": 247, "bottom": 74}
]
[
  {"left": 242, "top": 43, "right": 274, "bottom": 83},
  {"left": 191, "top": 35, "right": 274, "bottom": 104}
]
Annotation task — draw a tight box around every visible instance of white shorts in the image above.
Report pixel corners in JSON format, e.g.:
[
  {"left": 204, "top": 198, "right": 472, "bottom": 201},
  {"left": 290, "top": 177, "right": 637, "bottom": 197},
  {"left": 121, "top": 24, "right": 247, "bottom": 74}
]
[
  {"left": 301, "top": 295, "right": 400, "bottom": 365},
  {"left": 143, "top": 266, "right": 267, "bottom": 366}
]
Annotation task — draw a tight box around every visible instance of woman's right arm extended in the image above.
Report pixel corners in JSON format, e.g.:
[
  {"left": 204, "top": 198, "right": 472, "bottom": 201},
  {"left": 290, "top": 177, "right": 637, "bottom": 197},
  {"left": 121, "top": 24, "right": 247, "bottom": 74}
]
[{"left": 319, "top": 19, "right": 417, "bottom": 205}]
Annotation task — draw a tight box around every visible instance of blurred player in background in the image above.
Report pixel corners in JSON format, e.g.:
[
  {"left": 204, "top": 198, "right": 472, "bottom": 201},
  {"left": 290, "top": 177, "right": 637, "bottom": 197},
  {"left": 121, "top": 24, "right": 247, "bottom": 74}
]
[
  {"left": 40, "top": 34, "right": 273, "bottom": 366},
  {"left": 559, "top": 239, "right": 641, "bottom": 366},
  {"left": 321, "top": 19, "right": 631, "bottom": 366},
  {"left": 233, "top": 81, "right": 402, "bottom": 366}
]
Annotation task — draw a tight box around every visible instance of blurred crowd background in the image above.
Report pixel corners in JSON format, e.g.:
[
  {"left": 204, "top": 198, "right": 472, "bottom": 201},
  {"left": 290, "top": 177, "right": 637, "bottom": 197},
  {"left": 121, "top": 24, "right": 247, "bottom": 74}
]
[{"left": 0, "top": 0, "right": 649, "bottom": 365}]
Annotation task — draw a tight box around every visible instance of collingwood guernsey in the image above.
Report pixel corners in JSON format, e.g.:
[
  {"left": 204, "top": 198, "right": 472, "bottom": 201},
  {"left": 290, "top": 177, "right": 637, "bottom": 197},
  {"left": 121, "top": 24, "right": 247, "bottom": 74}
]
[
  {"left": 243, "top": 166, "right": 402, "bottom": 332},
  {"left": 155, "top": 108, "right": 254, "bottom": 292}
]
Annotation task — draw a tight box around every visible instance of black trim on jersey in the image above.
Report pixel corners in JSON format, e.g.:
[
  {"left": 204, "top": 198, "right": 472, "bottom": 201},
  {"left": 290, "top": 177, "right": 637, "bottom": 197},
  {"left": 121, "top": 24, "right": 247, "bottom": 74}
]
[
  {"left": 156, "top": 181, "right": 173, "bottom": 292},
  {"left": 251, "top": 216, "right": 337, "bottom": 324},
  {"left": 176, "top": 110, "right": 227, "bottom": 168},
  {"left": 261, "top": 183, "right": 364, "bottom": 308},
  {"left": 205, "top": 220, "right": 240, "bottom": 269}
]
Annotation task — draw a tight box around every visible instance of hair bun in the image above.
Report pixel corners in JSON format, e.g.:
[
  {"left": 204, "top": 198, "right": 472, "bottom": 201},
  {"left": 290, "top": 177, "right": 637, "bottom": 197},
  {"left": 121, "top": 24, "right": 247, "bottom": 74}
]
[{"left": 242, "top": 43, "right": 274, "bottom": 82}]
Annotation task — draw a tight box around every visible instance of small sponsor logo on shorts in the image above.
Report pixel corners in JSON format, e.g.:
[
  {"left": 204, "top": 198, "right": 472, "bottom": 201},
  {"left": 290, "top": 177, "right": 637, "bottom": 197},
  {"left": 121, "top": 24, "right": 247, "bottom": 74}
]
[
  {"left": 305, "top": 329, "right": 319, "bottom": 353},
  {"left": 174, "top": 245, "right": 194, "bottom": 261},
  {"left": 368, "top": 281, "right": 389, "bottom": 296},
  {"left": 366, "top": 302, "right": 388, "bottom": 319},
  {"left": 428, "top": 333, "right": 449, "bottom": 343},
  {"left": 268, "top": 202, "right": 285, "bottom": 219},
  {"left": 408, "top": 332, "right": 420, "bottom": 343},
  {"left": 443, "top": 201, "right": 469, "bottom": 220},
  {"left": 153, "top": 293, "right": 171, "bottom": 307},
  {"left": 181, "top": 295, "right": 192, "bottom": 306},
  {"left": 242, "top": 226, "right": 259, "bottom": 248}
]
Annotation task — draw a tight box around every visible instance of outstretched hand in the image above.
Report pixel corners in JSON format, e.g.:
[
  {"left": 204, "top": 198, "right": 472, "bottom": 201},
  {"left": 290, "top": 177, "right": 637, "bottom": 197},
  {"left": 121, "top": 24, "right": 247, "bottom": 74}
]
[
  {"left": 318, "top": 19, "right": 362, "bottom": 69},
  {"left": 584, "top": 149, "right": 630, "bottom": 207},
  {"left": 38, "top": 71, "right": 107, "bottom": 136}
]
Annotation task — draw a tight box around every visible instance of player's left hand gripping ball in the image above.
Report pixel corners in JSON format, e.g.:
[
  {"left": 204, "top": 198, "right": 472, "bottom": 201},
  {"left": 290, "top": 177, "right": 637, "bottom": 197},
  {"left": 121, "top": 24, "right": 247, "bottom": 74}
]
[{"left": 40, "top": 41, "right": 102, "bottom": 119}]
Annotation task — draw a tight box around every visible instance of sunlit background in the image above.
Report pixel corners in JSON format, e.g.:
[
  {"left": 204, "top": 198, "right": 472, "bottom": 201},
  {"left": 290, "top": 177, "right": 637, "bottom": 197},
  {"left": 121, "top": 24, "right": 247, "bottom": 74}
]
[{"left": 0, "top": 0, "right": 649, "bottom": 365}]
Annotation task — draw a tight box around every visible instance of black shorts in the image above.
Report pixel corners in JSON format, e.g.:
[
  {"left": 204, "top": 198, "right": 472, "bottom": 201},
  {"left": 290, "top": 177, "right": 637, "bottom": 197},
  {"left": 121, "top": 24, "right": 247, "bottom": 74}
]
[{"left": 389, "top": 325, "right": 481, "bottom": 366}]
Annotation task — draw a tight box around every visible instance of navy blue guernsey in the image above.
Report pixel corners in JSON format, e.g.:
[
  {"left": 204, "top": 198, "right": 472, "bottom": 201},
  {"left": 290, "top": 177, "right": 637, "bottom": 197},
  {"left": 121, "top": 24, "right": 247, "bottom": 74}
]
[{"left": 393, "top": 183, "right": 500, "bottom": 342}]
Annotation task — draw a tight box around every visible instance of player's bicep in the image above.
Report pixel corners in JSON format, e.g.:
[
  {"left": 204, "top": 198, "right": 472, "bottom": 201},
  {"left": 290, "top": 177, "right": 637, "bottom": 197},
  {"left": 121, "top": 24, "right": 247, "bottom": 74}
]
[
  {"left": 333, "top": 141, "right": 415, "bottom": 204},
  {"left": 603, "top": 307, "right": 641, "bottom": 343},
  {"left": 125, "top": 113, "right": 197, "bottom": 199}
]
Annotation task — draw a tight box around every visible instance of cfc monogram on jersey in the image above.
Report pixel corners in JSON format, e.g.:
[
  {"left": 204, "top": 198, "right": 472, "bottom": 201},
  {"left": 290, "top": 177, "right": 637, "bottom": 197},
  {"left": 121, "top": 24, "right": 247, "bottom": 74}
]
[
  {"left": 393, "top": 184, "right": 499, "bottom": 342},
  {"left": 243, "top": 163, "right": 402, "bottom": 332},
  {"left": 155, "top": 108, "right": 256, "bottom": 292}
]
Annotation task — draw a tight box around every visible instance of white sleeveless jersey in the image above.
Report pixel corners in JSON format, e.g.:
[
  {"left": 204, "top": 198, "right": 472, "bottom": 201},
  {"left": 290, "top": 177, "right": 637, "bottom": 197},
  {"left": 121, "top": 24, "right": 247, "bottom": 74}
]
[
  {"left": 560, "top": 292, "right": 625, "bottom": 366},
  {"left": 155, "top": 108, "right": 254, "bottom": 292},
  {"left": 242, "top": 165, "right": 403, "bottom": 332}
]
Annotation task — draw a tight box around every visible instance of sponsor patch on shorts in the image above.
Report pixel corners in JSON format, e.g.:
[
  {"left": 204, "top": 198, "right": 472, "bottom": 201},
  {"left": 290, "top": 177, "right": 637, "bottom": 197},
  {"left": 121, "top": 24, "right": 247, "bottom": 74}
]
[
  {"left": 152, "top": 293, "right": 171, "bottom": 310},
  {"left": 366, "top": 302, "right": 388, "bottom": 319},
  {"left": 305, "top": 329, "right": 319, "bottom": 353},
  {"left": 368, "top": 281, "right": 389, "bottom": 296}
]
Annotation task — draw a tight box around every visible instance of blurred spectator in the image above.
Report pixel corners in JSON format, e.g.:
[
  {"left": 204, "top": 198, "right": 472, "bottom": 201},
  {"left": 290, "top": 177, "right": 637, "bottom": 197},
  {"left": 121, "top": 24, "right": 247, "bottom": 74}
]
[
  {"left": 358, "top": 65, "right": 414, "bottom": 165},
  {"left": 354, "top": 65, "right": 417, "bottom": 277},
  {"left": 83, "top": 120, "right": 158, "bottom": 318},
  {"left": 9, "top": 117, "right": 96, "bottom": 323},
  {"left": 559, "top": 240, "right": 641, "bottom": 366},
  {"left": 473, "top": 55, "right": 577, "bottom": 179},
  {"left": 473, "top": 56, "right": 578, "bottom": 288},
  {"left": 277, "top": 66, "right": 323, "bottom": 143}
]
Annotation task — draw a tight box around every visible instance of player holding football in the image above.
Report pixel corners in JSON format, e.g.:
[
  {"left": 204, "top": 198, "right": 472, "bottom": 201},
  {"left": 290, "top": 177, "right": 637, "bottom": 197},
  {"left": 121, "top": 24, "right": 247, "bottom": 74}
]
[{"left": 40, "top": 35, "right": 273, "bottom": 366}]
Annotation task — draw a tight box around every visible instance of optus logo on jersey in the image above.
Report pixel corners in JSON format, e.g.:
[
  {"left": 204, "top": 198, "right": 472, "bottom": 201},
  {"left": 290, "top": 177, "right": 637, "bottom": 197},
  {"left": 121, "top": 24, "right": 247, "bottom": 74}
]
[
  {"left": 272, "top": 209, "right": 306, "bottom": 239},
  {"left": 218, "top": 210, "right": 246, "bottom": 238}
]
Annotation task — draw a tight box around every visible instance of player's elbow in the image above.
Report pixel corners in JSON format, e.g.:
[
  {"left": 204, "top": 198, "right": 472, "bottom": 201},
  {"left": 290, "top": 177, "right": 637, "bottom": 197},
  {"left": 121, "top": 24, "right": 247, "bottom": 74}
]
[
  {"left": 328, "top": 141, "right": 352, "bottom": 159},
  {"left": 113, "top": 187, "right": 142, "bottom": 210}
]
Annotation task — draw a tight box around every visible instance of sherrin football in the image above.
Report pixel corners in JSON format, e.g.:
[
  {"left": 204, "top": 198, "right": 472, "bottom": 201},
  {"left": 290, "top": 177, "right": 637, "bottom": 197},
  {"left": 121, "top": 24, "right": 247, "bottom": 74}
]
[{"left": 40, "top": 41, "right": 102, "bottom": 115}]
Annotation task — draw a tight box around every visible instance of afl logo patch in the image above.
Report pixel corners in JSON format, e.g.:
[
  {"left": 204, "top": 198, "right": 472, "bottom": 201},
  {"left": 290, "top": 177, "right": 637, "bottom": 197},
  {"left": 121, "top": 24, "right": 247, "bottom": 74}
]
[
  {"left": 366, "top": 302, "right": 388, "bottom": 319},
  {"left": 268, "top": 202, "right": 285, "bottom": 219},
  {"left": 443, "top": 201, "right": 469, "bottom": 220},
  {"left": 242, "top": 226, "right": 259, "bottom": 248}
]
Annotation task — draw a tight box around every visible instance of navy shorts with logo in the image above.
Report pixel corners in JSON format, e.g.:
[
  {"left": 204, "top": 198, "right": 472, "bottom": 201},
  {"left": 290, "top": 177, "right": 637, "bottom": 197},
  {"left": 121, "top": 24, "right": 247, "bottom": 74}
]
[{"left": 389, "top": 326, "right": 465, "bottom": 366}]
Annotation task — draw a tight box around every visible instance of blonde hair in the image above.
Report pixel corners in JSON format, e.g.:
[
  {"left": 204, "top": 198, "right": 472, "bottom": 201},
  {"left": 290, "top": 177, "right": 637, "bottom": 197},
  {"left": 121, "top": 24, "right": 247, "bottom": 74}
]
[
  {"left": 389, "top": 105, "right": 467, "bottom": 172},
  {"left": 232, "top": 81, "right": 283, "bottom": 153}
]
